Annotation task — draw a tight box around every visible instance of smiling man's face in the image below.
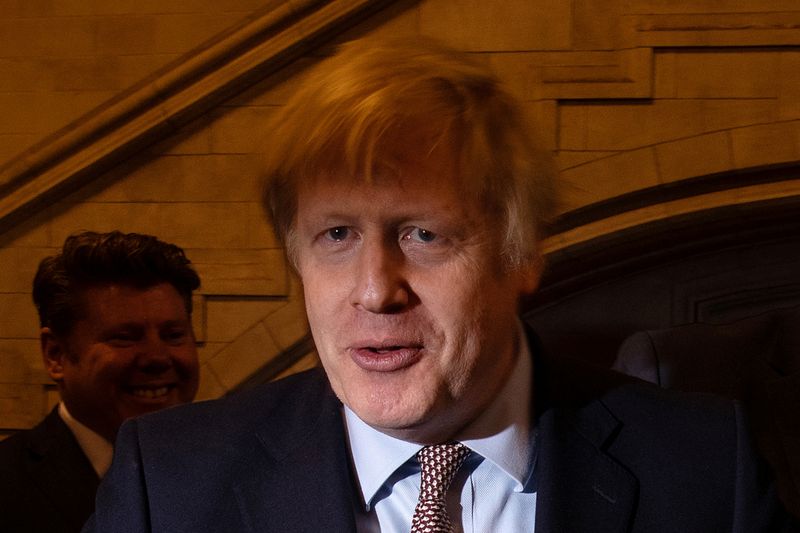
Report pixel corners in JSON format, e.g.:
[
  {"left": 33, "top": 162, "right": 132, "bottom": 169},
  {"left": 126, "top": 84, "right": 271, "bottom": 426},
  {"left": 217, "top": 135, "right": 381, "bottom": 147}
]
[
  {"left": 43, "top": 282, "right": 199, "bottom": 442},
  {"left": 293, "top": 142, "right": 539, "bottom": 444}
]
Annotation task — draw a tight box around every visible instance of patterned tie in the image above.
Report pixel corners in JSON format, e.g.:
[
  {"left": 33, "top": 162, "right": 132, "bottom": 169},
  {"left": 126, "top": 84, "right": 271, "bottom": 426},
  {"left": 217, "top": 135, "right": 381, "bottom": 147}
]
[{"left": 410, "top": 442, "right": 471, "bottom": 533}]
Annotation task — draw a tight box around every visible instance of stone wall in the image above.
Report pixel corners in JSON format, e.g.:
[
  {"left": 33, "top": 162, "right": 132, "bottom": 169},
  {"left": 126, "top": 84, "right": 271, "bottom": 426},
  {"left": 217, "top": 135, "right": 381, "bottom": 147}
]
[{"left": 1, "top": 0, "right": 799, "bottom": 436}]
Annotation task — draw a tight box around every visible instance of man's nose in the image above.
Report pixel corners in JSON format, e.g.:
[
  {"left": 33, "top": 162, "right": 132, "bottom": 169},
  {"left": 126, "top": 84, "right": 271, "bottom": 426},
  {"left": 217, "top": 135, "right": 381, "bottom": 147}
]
[
  {"left": 350, "top": 238, "right": 410, "bottom": 314},
  {"left": 137, "top": 335, "right": 173, "bottom": 374}
]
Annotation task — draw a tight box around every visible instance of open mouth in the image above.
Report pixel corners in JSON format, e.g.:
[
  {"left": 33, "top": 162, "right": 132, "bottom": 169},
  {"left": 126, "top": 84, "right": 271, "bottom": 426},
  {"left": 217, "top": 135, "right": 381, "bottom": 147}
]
[
  {"left": 366, "top": 346, "right": 406, "bottom": 354},
  {"left": 129, "top": 385, "right": 173, "bottom": 399},
  {"left": 350, "top": 343, "right": 423, "bottom": 371}
]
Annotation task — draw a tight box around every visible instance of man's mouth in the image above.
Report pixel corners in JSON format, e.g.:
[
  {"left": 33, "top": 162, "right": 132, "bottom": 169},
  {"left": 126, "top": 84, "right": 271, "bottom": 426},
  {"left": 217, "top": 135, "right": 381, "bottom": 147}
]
[
  {"left": 349, "top": 342, "right": 424, "bottom": 371},
  {"left": 129, "top": 385, "right": 173, "bottom": 399},
  {"left": 367, "top": 346, "right": 406, "bottom": 354}
]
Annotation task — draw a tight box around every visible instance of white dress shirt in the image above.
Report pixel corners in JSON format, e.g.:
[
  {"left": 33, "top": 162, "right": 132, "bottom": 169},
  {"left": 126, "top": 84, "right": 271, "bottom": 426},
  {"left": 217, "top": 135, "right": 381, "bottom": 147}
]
[
  {"left": 345, "top": 321, "right": 537, "bottom": 532},
  {"left": 59, "top": 402, "right": 114, "bottom": 478}
]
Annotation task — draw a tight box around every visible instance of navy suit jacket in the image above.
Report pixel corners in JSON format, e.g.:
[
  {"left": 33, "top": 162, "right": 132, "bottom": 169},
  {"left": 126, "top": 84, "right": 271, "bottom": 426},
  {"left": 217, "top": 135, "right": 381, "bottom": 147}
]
[
  {"left": 0, "top": 406, "right": 99, "bottom": 533},
  {"left": 84, "top": 335, "right": 795, "bottom": 532}
]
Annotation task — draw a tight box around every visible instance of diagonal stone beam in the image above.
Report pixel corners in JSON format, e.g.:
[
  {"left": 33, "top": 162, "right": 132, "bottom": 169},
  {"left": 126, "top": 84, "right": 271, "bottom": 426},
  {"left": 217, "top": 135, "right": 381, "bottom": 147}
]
[{"left": 0, "top": 0, "right": 398, "bottom": 236}]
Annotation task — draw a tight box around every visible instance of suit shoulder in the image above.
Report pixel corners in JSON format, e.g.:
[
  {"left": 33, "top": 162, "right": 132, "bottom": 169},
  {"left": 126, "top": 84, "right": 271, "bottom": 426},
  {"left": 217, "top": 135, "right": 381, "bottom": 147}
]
[
  {"left": 129, "top": 367, "right": 333, "bottom": 445},
  {"left": 0, "top": 427, "right": 31, "bottom": 471}
]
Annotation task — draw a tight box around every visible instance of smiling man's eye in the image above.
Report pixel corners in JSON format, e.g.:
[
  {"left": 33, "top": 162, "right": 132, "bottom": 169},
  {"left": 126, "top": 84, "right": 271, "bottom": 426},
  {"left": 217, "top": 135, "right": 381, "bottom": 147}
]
[
  {"left": 325, "top": 227, "right": 350, "bottom": 241},
  {"left": 106, "top": 332, "right": 137, "bottom": 346},
  {"left": 163, "top": 328, "right": 189, "bottom": 344}
]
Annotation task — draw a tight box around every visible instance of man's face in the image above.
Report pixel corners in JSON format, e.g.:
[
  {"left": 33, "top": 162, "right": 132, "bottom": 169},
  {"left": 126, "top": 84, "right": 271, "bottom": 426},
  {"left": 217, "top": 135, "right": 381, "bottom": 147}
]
[
  {"left": 44, "top": 282, "right": 199, "bottom": 442},
  {"left": 294, "top": 146, "right": 540, "bottom": 443}
]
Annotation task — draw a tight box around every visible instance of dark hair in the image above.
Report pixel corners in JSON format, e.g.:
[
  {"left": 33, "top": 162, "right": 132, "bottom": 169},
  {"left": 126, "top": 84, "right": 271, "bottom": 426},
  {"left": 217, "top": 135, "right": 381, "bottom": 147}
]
[{"left": 32, "top": 231, "right": 201, "bottom": 336}]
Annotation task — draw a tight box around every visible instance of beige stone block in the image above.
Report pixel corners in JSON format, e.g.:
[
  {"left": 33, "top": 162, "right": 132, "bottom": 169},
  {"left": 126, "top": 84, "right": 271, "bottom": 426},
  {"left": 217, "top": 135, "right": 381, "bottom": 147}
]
[
  {"left": 0, "top": 339, "right": 43, "bottom": 383},
  {"left": 205, "top": 322, "right": 280, "bottom": 390},
  {"left": 262, "top": 294, "right": 309, "bottom": 352},
  {"left": 420, "top": 0, "right": 571, "bottom": 51},
  {"left": 210, "top": 105, "right": 277, "bottom": 154},
  {"left": 244, "top": 202, "right": 280, "bottom": 248},
  {"left": 656, "top": 132, "right": 733, "bottom": 184},
  {"left": 673, "top": 50, "right": 780, "bottom": 99},
  {"left": 0, "top": 213, "right": 53, "bottom": 248},
  {"left": 0, "top": 133, "right": 37, "bottom": 163},
  {"left": 50, "top": 55, "right": 178, "bottom": 92},
  {"left": 558, "top": 104, "right": 588, "bottom": 151},
  {"left": 0, "top": 17, "right": 95, "bottom": 57},
  {"left": 191, "top": 294, "right": 206, "bottom": 344},
  {"left": 539, "top": 48, "right": 653, "bottom": 100},
  {"left": 559, "top": 148, "right": 659, "bottom": 211},
  {"left": 525, "top": 101, "right": 558, "bottom": 152},
  {"left": 561, "top": 100, "right": 707, "bottom": 152},
  {"left": 47, "top": 201, "right": 272, "bottom": 249},
  {"left": 573, "top": 0, "right": 624, "bottom": 50},
  {"left": 0, "top": 384, "right": 45, "bottom": 430},
  {"left": 653, "top": 50, "right": 677, "bottom": 99},
  {"left": 196, "top": 342, "right": 225, "bottom": 365},
  {"left": 52, "top": 57, "right": 126, "bottom": 92},
  {"left": 624, "top": 1, "right": 798, "bottom": 14},
  {"left": 0, "top": 91, "right": 114, "bottom": 135},
  {"left": 190, "top": 248, "right": 288, "bottom": 296},
  {"left": 632, "top": 12, "right": 800, "bottom": 47},
  {"left": 0, "top": 93, "right": 37, "bottom": 134},
  {"left": 557, "top": 151, "right": 617, "bottom": 171},
  {"left": 150, "top": 112, "right": 217, "bottom": 155},
  {"left": 91, "top": 16, "right": 159, "bottom": 55},
  {"left": 204, "top": 297, "right": 285, "bottom": 344},
  {"left": 0, "top": 58, "right": 51, "bottom": 92},
  {"left": 0, "top": 293, "right": 39, "bottom": 338},
  {"left": 151, "top": 14, "right": 244, "bottom": 54},
  {"left": 0, "top": 246, "right": 52, "bottom": 292},
  {"left": 90, "top": 154, "right": 263, "bottom": 203},
  {"left": 486, "top": 53, "right": 544, "bottom": 102},
  {"left": 731, "top": 121, "right": 800, "bottom": 170},
  {"left": 778, "top": 52, "right": 800, "bottom": 120},
  {"left": 227, "top": 57, "right": 319, "bottom": 107},
  {"left": 195, "top": 364, "right": 227, "bottom": 401},
  {"left": 29, "top": 0, "right": 268, "bottom": 16},
  {"left": 702, "top": 100, "right": 778, "bottom": 132}
]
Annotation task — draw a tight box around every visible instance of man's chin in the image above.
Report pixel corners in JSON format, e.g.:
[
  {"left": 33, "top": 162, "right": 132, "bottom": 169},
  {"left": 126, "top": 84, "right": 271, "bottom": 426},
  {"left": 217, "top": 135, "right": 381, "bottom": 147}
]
[{"left": 350, "top": 400, "right": 448, "bottom": 442}]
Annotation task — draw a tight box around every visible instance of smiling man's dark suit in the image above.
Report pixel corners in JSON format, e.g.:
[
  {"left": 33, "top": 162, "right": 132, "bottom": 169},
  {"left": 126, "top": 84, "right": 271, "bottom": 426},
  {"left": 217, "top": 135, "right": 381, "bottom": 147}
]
[
  {"left": 83, "top": 330, "right": 795, "bottom": 533},
  {"left": 0, "top": 407, "right": 99, "bottom": 533}
]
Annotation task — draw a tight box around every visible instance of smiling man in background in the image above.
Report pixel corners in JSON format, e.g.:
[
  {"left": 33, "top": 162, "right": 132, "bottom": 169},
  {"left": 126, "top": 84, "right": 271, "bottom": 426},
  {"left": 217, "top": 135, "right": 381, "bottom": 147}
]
[
  {"left": 0, "top": 230, "right": 200, "bottom": 533},
  {"left": 84, "top": 39, "right": 795, "bottom": 532}
]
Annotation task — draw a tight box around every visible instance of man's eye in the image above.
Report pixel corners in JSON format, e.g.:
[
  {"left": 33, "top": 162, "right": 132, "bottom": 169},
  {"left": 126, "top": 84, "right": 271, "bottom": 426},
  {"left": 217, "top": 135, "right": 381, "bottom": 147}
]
[
  {"left": 405, "top": 227, "right": 438, "bottom": 243},
  {"left": 325, "top": 227, "right": 350, "bottom": 241},
  {"left": 163, "top": 330, "right": 189, "bottom": 344},
  {"left": 107, "top": 333, "right": 136, "bottom": 346}
]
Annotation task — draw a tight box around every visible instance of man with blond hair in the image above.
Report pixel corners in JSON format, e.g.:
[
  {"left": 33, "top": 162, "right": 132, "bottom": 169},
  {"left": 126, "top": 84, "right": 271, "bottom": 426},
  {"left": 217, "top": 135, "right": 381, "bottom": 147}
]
[{"left": 85, "top": 39, "right": 794, "bottom": 532}]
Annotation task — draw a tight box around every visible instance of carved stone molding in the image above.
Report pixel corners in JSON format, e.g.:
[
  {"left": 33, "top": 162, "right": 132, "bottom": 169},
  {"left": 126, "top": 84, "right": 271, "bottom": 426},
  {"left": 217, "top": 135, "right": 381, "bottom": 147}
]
[{"left": 0, "top": 0, "right": 398, "bottom": 237}]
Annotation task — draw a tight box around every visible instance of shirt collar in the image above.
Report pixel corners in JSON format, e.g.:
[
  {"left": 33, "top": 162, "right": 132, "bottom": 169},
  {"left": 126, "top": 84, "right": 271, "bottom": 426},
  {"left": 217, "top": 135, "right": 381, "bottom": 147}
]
[
  {"left": 344, "top": 320, "right": 534, "bottom": 509},
  {"left": 58, "top": 402, "right": 114, "bottom": 478}
]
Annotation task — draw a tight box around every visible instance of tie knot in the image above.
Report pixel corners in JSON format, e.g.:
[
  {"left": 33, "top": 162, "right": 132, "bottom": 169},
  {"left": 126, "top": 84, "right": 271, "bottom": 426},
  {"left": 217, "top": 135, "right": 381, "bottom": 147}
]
[{"left": 416, "top": 442, "right": 471, "bottom": 501}]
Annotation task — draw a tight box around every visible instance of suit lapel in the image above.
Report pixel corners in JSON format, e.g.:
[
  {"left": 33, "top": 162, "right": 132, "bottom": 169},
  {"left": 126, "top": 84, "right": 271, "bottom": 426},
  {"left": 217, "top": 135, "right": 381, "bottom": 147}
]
[
  {"left": 534, "top": 401, "right": 637, "bottom": 533},
  {"left": 231, "top": 374, "right": 357, "bottom": 532},
  {"left": 528, "top": 329, "right": 638, "bottom": 533},
  {"left": 26, "top": 408, "right": 99, "bottom": 531}
]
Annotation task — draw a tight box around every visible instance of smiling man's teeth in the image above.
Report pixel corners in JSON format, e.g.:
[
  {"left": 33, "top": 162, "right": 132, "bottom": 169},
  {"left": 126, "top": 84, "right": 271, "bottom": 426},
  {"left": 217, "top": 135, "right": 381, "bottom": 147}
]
[{"left": 132, "top": 387, "right": 169, "bottom": 399}]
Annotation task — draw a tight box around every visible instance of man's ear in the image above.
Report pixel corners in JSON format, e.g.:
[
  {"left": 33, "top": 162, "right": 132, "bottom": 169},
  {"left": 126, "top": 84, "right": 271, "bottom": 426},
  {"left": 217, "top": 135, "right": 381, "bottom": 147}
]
[{"left": 41, "top": 327, "right": 66, "bottom": 382}]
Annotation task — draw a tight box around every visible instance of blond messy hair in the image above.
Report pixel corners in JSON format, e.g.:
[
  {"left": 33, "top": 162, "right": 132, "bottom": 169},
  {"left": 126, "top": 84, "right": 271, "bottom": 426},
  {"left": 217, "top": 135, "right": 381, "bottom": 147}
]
[{"left": 261, "top": 37, "right": 557, "bottom": 269}]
